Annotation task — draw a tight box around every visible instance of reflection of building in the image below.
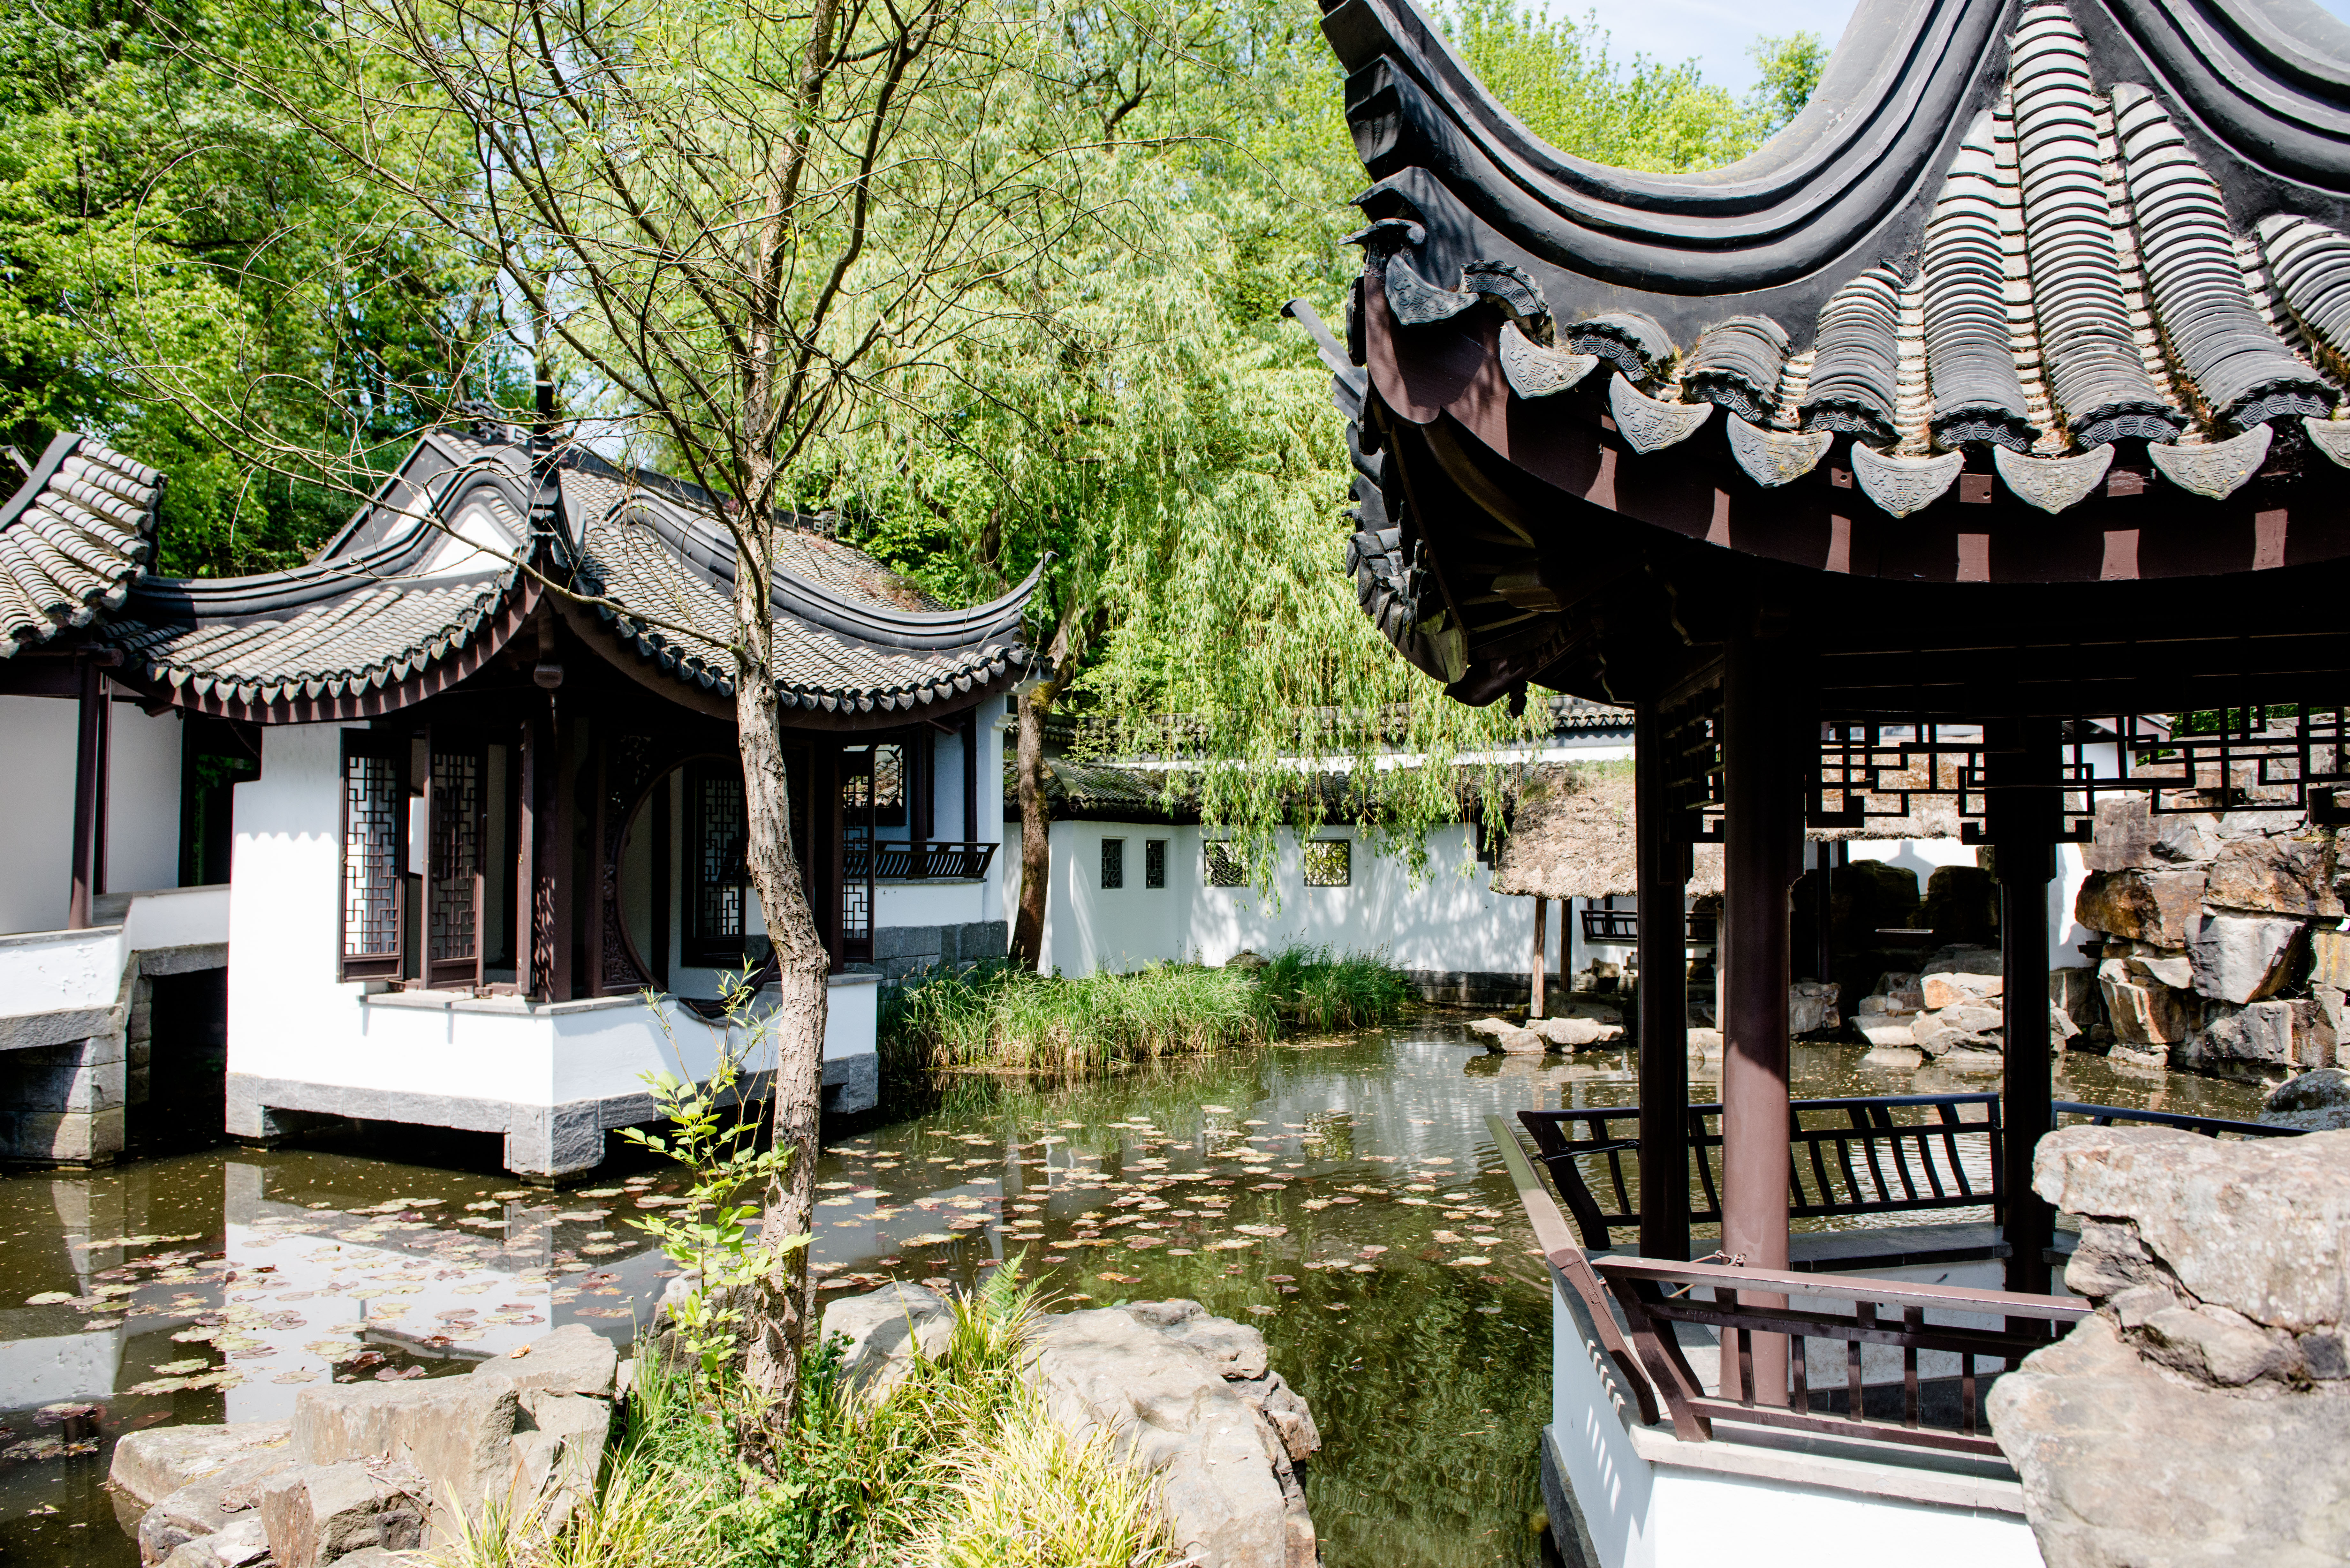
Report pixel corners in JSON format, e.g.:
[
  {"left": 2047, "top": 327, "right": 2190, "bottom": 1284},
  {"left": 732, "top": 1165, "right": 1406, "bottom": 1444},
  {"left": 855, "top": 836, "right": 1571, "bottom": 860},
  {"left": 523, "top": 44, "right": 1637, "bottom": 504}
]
[{"left": 0, "top": 416, "right": 1033, "bottom": 1172}]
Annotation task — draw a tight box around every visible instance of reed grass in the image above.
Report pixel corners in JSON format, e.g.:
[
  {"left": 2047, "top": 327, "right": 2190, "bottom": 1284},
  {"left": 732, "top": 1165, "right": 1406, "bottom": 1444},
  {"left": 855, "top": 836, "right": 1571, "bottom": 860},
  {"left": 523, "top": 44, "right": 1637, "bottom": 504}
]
[{"left": 880, "top": 945, "right": 1412, "bottom": 1077}]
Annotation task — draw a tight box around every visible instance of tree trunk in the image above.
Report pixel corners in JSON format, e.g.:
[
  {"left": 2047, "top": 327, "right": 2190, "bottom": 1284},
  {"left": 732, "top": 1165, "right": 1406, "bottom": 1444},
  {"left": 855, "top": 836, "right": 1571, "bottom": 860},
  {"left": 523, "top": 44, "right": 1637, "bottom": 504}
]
[
  {"left": 732, "top": 510, "right": 829, "bottom": 1426},
  {"left": 1007, "top": 619, "right": 1073, "bottom": 970}
]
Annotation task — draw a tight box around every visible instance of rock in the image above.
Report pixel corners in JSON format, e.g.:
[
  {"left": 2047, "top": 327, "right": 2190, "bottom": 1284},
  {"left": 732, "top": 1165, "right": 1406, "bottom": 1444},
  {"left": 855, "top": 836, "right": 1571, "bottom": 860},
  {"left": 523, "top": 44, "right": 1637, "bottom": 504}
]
[
  {"left": 504, "top": 1392, "right": 610, "bottom": 1534},
  {"left": 2083, "top": 795, "right": 2155, "bottom": 871},
  {"left": 139, "top": 1453, "right": 295, "bottom": 1566},
  {"left": 1921, "top": 970, "right": 2001, "bottom": 1010},
  {"left": 292, "top": 1373, "right": 521, "bottom": 1539},
  {"left": 2188, "top": 999, "right": 2335, "bottom": 1071},
  {"left": 113, "top": 1422, "right": 293, "bottom": 1511},
  {"left": 2205, "top": 834, "right": 2343, "bottom": 919},
  {"left": 1485, "top": 1027, "right": 1545, "bottom": 1054},
  {"left": 1923, "top": 865, "right": 1998, "bottom": 946},
  {"left": 1788, "top": 979, "right": 1839, "bottom": 1035},
  {"left": 471, "top": 1323, "right": 616, "bottom": 1399},
  {"left": 1027, "top": 1302, "right": 1317, "bottom": 1568},
  {"left": 2262, "top": 1068, "right": 2350, "bottom": 1132},
  {"left": 1919, "top": 943, "right": 2003, "bottom": 979},
  {"left": 1123, "top": 1299, "right": 1270, "bottom": 1380},
  {"left": 1224, "top": 951, "right": 1269, "bottom": 973},
  {"left": 2100, "top": 974, "right": 2195, "bottom": 1047},
  {"left": 1992, "top": 1126, "right": 2350, "bottom": 1566},
  {"left": 1685, "top": 1027, "right": 1723, "bottom": 1055},
  {"left": 2311, "top": 928, "right": 2350, "bottom": 991},
  {"left": 1991, "top": 1315, "right": 2350, "bottom": 1567},
  {"left": 2034, "top": 1126, "right": 2350, "bottom": 1331},
  {"left": 161, "top": 1517, "right": 272, "bottom": 1568},
  {"left": 820, "top": 1281, "right": 955, "bottom": 1397},
  {"left": 322, "top": 1553, "right": 426, "bottom": 1568},
  {"left": 1859, "top": 1044, "right": 1925, "bottom": 1068},
  {"left": 259, "top": 1461, "right": 428, "bottom": 1568},
  {"left": 2077, "top": 868, "right": 2209, "bottom": 948},
  {"left": 1527, "top": 1017, "right": 1616, "bottom": 1050},
  {"left": 1854, "top": 1017, "right": 1915, "bottom": 1048},
  {"left": 2188, "top": 912, "right": 2302, "bottom": 1004},
  {"left": 1861, "top": 970, "right": 1924, "bottom": 1016}
]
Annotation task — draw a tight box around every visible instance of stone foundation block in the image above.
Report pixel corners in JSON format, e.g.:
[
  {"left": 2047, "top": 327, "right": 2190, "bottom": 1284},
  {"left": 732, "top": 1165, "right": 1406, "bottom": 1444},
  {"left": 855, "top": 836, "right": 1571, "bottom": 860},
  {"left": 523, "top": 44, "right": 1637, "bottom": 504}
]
[{"left": 259, "top": 1461, "right": 427, "bottom": 1568}]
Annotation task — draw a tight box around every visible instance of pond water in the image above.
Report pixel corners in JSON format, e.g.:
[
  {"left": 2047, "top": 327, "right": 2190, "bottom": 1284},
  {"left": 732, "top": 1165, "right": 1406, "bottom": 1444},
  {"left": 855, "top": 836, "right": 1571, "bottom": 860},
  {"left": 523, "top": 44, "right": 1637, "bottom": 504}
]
[{"left": 0, "top": 1023, "right": 2269, "bottom": 1568}]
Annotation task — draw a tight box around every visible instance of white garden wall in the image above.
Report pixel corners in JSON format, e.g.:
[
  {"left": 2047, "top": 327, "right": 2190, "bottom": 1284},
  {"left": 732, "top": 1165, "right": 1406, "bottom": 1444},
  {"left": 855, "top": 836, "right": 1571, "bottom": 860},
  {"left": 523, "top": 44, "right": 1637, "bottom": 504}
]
[{"left": 0, "top": 696, "right": 184, "bottom": 937}]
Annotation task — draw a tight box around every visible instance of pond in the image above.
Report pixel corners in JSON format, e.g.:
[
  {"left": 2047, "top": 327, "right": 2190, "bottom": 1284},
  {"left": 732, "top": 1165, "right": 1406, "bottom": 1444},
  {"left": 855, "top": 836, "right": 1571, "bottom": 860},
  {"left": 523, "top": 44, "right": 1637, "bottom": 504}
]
[{"left": 0, "top": 1023, "right": 2269, "bottom": 1568}]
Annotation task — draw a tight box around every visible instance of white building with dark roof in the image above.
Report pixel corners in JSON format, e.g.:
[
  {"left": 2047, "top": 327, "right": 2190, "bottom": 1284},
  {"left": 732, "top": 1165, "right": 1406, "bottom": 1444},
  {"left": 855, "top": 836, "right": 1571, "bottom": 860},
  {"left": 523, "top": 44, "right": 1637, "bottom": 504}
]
[{"left": 0, "top": 419, "right": 1035, "bottom": 1174}]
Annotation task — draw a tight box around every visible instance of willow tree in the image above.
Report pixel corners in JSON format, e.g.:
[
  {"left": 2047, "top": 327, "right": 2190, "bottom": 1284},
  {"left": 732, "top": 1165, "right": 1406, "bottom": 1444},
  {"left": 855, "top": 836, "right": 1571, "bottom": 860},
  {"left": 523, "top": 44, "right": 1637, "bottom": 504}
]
[{"left": 161, "top": 0, "right": 1100, "bottom": 1418}]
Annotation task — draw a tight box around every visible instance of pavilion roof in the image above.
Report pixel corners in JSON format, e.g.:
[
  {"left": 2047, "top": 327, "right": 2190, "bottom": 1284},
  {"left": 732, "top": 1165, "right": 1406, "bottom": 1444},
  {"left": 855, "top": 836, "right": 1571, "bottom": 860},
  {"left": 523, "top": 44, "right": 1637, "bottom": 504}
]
[
  {"left": 0, "top": 419, "right": 1034, "bottom": 726},
  {"left": 0, "top": 434, "right": 163, "bottom": 659}
]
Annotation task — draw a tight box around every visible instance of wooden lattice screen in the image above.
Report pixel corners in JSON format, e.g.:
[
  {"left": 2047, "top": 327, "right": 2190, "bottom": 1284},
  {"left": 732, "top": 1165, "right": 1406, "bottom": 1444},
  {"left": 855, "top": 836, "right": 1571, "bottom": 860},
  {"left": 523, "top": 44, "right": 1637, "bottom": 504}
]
[{"left": 339, "top": 730, "right": 408, "bottom": 982}]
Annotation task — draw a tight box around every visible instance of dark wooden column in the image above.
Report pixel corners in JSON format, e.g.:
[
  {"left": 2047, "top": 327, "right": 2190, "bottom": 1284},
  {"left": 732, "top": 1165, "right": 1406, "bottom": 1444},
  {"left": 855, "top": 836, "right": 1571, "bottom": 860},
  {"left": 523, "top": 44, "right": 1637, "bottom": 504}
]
[
  {"left": 1720, "top": 629, "right": 1800, "bottom": 1400},
  {"left": 816, "top": 747, "right": 842, "bottom": 972},
  {"left": 1991, "top": 719, "right": 2060, "bottom": 1296},
  {"left": 520, "top": 689, "right": 567, "bottom": 1001},
  {"left": 67, "top": 657, "right": 113, "bottom": 930},
  {"left": 1634, "top": 697, "right": 1690, "bottom": 1261},
  {"left": 960, "top": 711, "right": 979, "bottom": 845}
]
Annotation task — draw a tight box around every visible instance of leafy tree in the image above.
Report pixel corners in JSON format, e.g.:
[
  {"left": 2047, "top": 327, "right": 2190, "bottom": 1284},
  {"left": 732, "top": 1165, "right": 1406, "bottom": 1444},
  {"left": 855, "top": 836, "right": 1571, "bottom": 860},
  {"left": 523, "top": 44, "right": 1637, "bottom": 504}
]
[
  {"left": 0, "top": 0, "right": 498, "bottom": 575},
  {"left": 1747, "top": 30, "right": 1828, "bottom": 138}
]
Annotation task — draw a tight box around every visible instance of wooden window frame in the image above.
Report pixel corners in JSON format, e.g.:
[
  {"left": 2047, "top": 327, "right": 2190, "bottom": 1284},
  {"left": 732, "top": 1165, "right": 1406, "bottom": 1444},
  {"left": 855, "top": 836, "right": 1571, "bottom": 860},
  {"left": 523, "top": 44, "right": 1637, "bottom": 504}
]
[
  {"left": 1100, "top": 837, "right": 1125, "bottom": 889},
  {"left": 1203, "top": 841, "right": 1246, "bottom": 887},
  {"left": 339, "top": 729, "right": 409, "bottom": 983},
  {"left": 1303, "top": 839, "right": 1352, "bottom": 888},
  {"left": 682, "top": 758, "right": 769, "bottom": 970},
  {"left": 1144, "top": 838, "right": 1166, "bottom": 889}
]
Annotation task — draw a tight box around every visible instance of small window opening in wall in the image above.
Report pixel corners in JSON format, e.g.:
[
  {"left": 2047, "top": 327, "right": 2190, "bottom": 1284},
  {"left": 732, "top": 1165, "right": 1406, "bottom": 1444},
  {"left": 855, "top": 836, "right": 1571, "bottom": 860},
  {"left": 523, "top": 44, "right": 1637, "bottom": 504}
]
[
  {"left": 1204, "top": 841, "right": 1246, "bottom": 887},
  {"left": 1145, "top": 839, "right": 1166, "bottom": 888},
  {"left": 1303, "top": 839, "right": 1351, "bottom": 887},
  {"left": 1101, "top": 838, "right": 1125, "bottom": 889}
]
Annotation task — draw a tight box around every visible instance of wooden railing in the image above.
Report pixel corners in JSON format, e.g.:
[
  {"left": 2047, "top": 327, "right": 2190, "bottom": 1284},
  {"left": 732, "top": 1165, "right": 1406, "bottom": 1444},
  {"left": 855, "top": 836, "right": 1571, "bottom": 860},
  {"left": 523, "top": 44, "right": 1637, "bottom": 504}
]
[
  {"left": 2052, "top": 1100, "right": 2300, "bottom": 1138},
  {"left": 1578, "top": 908, "right": 1717, "bottom": 945},
  {"left": 1592, "top": 1255, "right": 2087, "bottom": 1456},
  {"left": 842, "top": 840, "right": 998, "bottom": 882},
  {"left": 1519, "top": 1094, "right": 2005, "bottom": 1250},
  {"left": 1489, "top": 1113, "right": 2091, "bottom": 1461}
]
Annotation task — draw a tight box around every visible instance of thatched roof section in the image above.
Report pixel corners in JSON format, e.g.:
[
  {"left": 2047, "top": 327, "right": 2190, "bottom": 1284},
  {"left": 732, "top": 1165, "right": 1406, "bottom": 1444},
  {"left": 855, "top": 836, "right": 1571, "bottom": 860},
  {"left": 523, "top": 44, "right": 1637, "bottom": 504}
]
[
  {"left": 1490, "top": 761, "right": 1964, "bottom": 900},
  {"left": 1490, "top": 764, "right": 1727, "bottom": 900}
]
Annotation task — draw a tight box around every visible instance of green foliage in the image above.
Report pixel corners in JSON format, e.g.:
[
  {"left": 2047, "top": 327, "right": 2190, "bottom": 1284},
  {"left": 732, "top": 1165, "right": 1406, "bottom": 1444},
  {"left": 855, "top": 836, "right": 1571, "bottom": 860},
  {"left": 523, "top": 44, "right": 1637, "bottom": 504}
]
[
  {"left": 881, "top": 945, "right": 1412, "bottom": 1077},
  {"left": 0, "top": 0, "right": 502, "bottom": 575},
  {"left": 1429, "top": 0, "right": 1759, "bottom": 171},
  {"left": 1747, "top": 31, "right": 1828, "bottom": 137},
  {"left": 619, "top": 987, "right": 810, "bottom": 1378}
]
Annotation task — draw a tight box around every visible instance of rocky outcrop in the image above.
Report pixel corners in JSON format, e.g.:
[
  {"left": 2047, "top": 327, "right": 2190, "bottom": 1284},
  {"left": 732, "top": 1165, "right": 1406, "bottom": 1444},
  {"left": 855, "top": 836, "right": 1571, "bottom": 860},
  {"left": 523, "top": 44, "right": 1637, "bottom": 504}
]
[
  {"left": 1854, "top": 945, "right": 2077, "bottom": 1061},
  {"left": 823, "top": 1280, "right": 956, "bottom": 1396},
  {"left": 2072, "top": 796, "right": 2346, "bottom": 1077},
  {"left": 1990, "top": 1125, "right": 2350, "bottom": 1566},
  {"left": 111, "top": 1326, "right": 616, "bottom": 1566},
  {"left": 1028, "top": 1299, "right": 1319, "bottom": 1568}
]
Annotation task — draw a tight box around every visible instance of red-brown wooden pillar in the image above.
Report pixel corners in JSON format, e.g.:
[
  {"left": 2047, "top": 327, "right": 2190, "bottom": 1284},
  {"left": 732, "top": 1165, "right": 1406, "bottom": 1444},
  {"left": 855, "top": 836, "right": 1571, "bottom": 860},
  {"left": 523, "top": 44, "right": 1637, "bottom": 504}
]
[
  {"left": 67, "top": 656, "right": 113, "bottom": 931},
  {"left": 1635, "top": 697, "right": 1691, "bottom": 1261},
  {"left": 1720, "top": 629, "right": 1800, "bottom": 1401},
  {"left": 1991, "top": 719, "right": 2060, "bottom": 1297}
]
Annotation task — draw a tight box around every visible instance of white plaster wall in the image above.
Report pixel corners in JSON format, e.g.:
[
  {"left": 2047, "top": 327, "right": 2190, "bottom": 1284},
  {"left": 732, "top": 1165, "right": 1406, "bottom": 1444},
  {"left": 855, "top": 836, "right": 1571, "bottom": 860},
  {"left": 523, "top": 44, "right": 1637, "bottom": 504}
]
[
  {"left": 228, "top": 723, "right": 373, "bottom": 1091},
  {"left": 1036, "top": 820, "right": 1537, "bottom": 977},
  {"left": 107, "top": 705, "right": 183, "bottom": 897},
  {"left": 121, "top": 886, "right": 231, "bottom": 952},
  {"left": 0, "top": 927, "right": 128, "bottom": 1022},
  {"left": 874, "top": 881, "right": 988, "bottom": 929},
  {"left": 0, "top": 697, "right": 80, "bottom": 935},
  {"left": 985, "top": 702, "right": 1013, "bottom": 927}
]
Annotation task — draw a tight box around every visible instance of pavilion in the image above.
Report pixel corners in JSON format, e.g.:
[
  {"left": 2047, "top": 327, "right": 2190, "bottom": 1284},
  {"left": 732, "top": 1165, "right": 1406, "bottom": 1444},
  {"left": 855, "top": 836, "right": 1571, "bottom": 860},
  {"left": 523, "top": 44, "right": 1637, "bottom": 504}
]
[{"left": 1299, "top": 0, "right": 2348, "bottom": 1557}]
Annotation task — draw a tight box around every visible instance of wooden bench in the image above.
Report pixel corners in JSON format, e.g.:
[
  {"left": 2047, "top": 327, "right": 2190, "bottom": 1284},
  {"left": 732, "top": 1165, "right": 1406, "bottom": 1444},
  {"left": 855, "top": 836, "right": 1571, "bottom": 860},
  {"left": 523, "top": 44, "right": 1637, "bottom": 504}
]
[{"left": 1518, "top": 1093, "right": 2006, "bottom": 1253}]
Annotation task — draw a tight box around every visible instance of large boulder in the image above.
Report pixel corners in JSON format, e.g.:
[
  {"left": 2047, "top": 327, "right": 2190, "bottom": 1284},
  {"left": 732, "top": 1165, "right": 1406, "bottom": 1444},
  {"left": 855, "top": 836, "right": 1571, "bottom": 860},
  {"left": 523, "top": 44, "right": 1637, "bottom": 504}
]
[
  {"left": 1026, "top": 1299, "right": 1318, "bottom": 1568},
  {"left": 2186, "top": 1000, "right": 2335, "bottom": 1072},
  {"left": 112, "top": 1422, "right": 292, "bottom": 1511},
  {"left": 138, "top": 1454, "right": 294, "bottom": 1566},
  {"left": 2312, "top": 928, "right": 2350, "bottom": 992},
  {"left": 2083, "top": 796, "right": 2225, "bottom": 872},
  {"left": 2077, "top": 868, "right": 2209, "bottom": 949},
  {"left": 2100, "top": 971, "right": 2195, "bottom": 1053},
  {"left": 2205, "top": 834, "right": 2343, "bottom": 919},
  {"left": 469, "top": 1323, "right": 616, "bottom": 1399},
  {"left": 1990, "top": 1126, "right": 2350, "bottom": 1567},
  {"left": 820, "top": 1281, "right": 956, "bottom": 1397},
  {"left": 293, "top": 1374, "right": 521, "bottom": 1539},
  {"left": 2188, "top": 913, "right": 2303, "bottom": 1004},
  {"left": 258, "top": 1461, "right": 427, "bottom": 1568},
  {"left": 2263, "top": 1068, "right": 2350, "bottom": 1132}
]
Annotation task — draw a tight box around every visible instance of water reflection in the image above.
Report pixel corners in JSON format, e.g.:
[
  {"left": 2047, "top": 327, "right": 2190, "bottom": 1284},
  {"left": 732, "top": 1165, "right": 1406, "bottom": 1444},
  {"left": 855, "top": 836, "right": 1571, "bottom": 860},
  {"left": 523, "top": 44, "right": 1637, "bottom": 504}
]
[{"left": 0, "top": 1027, "right": 2271, "bottom": 1568}]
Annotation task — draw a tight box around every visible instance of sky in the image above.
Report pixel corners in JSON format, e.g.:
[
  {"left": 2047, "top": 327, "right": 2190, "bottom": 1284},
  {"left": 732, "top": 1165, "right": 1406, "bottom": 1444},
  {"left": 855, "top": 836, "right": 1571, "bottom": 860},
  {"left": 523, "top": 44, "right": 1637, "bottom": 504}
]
[{"left": 1575, "top": 0, "right": 2350, "bottom": 99}]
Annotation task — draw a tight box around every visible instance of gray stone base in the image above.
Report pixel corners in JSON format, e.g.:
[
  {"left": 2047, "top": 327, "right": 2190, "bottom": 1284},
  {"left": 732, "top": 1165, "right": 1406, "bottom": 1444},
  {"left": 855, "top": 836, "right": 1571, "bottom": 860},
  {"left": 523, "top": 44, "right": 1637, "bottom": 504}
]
[
  {"left": 229, "top": 1053, "right": 882, "bottom": 1178},
  {"left": 859, "top": 920, "right": 1008, "bottom": 982},
  {"left": 0, "top": 1033, "right": 128, "bottom": 1165},
  {"left": 1408, "top": 969, "right": 1578, "bottom": 1009}
]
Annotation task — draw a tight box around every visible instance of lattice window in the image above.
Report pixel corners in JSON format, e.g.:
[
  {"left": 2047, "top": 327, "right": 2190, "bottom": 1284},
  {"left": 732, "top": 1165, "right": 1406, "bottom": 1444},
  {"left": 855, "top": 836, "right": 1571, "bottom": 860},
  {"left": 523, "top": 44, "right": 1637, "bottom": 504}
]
[
  {"left": 842, "top": 743, "right": 907, "bottom": 827},
  {"left": 1204, "top": 841, "right": 1246, "bottom": 887},
  {"left": 685, "top": 761, "right": 762, "bottom": 967},
  {"left": 1101, "top": 838, "right": 1125, "bottom": 889},
  {"left": 1302, "top": 840, "right": 1351, "bottom": 887},
  {"left": 340, "top": 734, "right": 406, "bottom": 982},
  {"left": 1145, "top": 839, "right": 1166, "bottom": 888},
  {"left": 427, "top": 747, "right": 482, "bottom": 974}
]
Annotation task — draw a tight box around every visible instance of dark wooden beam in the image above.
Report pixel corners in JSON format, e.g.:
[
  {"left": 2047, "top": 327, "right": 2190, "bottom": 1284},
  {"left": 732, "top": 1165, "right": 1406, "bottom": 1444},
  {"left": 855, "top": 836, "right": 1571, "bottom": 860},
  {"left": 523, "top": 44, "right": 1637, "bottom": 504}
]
[
  {"left": 1635, "top": 695, "right": 1691, "bottom": 1261},
  {"left": 67, "top": 658, "right": 111, "bottom": 930},
  {"left": 1992, "top": 719, "right": 2061, "bottom": 1298}
]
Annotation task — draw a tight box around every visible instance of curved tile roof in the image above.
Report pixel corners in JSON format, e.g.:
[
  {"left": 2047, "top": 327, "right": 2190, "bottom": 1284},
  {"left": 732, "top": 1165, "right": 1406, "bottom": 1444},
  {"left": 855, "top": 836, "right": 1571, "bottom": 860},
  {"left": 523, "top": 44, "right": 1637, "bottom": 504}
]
[
  {"left": 0, "top": 434, "right": 162, "bottom": 658},
  {"left": 28, "top": 421, "right": 1033, "bottom": 724},
  {"left": 1336, "top": 0, "right": 2350, "bottom": 504}
]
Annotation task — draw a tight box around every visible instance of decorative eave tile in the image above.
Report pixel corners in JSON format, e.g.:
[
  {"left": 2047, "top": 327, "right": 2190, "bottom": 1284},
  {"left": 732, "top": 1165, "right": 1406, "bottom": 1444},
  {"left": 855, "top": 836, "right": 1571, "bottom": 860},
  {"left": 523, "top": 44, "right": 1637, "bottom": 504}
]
[
  {"left": 1850, "top": 445, "right": 1964, "bottom": 517},
  {"left": 1727, "top": 417, "right": 1834, "bottom": 488},
  {"left": 1608, "top": 374, "right": 1713, "bottom": 455},
  {"left": 1499, "top": 323, "right": 1598, "bottom": 399},
  {"left": 2148, "top": 424, "right": 2272, "bottom": 499},
  {"left": 1993, "top": 444, "right": 2115, "bottom": 513}
]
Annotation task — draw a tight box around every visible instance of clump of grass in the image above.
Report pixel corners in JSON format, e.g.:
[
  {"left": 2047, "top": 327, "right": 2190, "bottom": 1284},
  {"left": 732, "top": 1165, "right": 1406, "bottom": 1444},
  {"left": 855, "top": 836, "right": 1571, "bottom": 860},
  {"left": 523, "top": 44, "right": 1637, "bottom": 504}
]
[
  {"left": 881, "top": 945, "right": 1412, "bottom": 1078},
  {"left": 438, "top": 1266, "right": 1113, "bottom": 1568}
]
